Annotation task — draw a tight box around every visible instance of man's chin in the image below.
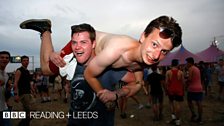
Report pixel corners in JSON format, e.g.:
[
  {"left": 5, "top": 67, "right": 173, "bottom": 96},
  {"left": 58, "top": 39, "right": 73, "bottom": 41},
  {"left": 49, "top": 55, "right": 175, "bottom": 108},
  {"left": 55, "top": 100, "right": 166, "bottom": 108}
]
[
  {"left": 76, "top": 59, "right": 87, "bottom": 64},
  {"left": 144, "top": 59, "right": 154, "bottom": 65}
]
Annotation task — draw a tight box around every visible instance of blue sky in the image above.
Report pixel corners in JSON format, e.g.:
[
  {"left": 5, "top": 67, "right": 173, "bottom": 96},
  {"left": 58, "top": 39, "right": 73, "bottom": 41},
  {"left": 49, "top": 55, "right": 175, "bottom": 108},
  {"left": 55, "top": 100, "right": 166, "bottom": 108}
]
[{"left": 0, "top": 0, "right": 224, "bottom": 72}]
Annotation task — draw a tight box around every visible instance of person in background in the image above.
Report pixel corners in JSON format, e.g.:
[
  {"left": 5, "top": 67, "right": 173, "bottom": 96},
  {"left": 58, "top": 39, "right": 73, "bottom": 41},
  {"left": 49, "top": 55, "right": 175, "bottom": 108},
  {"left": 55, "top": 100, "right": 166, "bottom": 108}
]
[
  {"left": 35, "top": 71, "right": 44, "bottom": 102},
  {"left": 147, "top": 64, "right": 165, "bottom": 121},
  {"left": 14, "top": 55, "right": 36, "bottom": 126},
  {"left": 185, "top": 57, "right": 203, "bottom": 124},
  {"left": 143, "top": 67, "right": 152, "bottom": 108},
  {"left": 41, "top": 75, "right": 51, "bottom": 103},
  {"left": 53, "top": 75, "right": 63, "bottom": 101},
  {"left": 198, "top": 61, "right": 206, "bottom": 93},
  {"left": 30, "top": 73, "right": 37, "bottom": 98},
  {"left": 204, "top": 63, "right": 213, "bottom": 96},
  {"left": 5, "top": 76, "right": 13, "bottom": 110},
  {"left": 165, "top": 59, "right": 185, "bottom": 126},
  {"left": 214, "top": 59, "right": 224, "bottom": 101},
  {"left": 118, "top": 80, "right": 144, "bottom": 119},
  {"left": 0, "top": 51, "right": 12, "bottom": 126}
]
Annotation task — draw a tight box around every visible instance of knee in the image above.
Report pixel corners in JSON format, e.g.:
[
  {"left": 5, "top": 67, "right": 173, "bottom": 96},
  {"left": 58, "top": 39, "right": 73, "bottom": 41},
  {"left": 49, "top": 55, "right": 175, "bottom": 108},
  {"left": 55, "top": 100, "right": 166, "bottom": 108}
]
[{"left": 41, "top": 66, "right": 54, "bottom": 76}]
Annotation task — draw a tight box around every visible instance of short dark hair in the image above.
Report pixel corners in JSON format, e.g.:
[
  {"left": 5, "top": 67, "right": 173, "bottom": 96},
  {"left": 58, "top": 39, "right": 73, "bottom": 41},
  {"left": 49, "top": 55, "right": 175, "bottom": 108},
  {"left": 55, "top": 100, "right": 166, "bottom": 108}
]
[
  {"left": 171, "top": 59, "right": 179, "bottom": 66},
  {"left": 144, "top": 15, "right": 182, "bottom": 48},
  {"left": 0, "top": 51, "right": 11, "bottom": 58},
  {"left": 21, "top": 55, "right": 29, "bottom": 61},
  {"left": 199, "top": 61, "right": 204, "bottom": 65},
  {"left": 186, "top": 57, "right": 194, "bottom": 64},
  {"left": 71, "top": 23, "right": 96, "bottom": 42}
]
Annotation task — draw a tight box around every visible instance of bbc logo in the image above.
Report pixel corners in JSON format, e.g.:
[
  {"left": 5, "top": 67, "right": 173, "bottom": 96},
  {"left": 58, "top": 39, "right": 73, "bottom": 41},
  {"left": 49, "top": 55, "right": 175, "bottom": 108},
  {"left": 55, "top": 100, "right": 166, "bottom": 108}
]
[{"left": 3, "top": 111, "right": 26, "bottom": 119}]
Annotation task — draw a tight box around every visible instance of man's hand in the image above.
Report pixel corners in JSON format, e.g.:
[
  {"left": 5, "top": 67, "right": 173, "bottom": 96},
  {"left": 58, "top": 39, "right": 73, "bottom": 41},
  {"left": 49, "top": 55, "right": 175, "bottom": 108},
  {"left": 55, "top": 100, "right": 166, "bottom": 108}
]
[
  {"left": 97, "top": 89, "right": 117, "bottom": 103},
  {"left": 49, "top": 51, "right": 66, "bottom": 67}
]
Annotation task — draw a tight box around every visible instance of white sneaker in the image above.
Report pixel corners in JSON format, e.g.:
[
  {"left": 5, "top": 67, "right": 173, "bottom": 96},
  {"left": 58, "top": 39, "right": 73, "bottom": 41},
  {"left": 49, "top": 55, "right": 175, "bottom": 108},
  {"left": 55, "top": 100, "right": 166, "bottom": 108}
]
[
  {"left": 175, "top": 119, "right": 181, "bottom": 126},
  {"left": 137, "top": 104, "right": 144, "bottom": 109}
]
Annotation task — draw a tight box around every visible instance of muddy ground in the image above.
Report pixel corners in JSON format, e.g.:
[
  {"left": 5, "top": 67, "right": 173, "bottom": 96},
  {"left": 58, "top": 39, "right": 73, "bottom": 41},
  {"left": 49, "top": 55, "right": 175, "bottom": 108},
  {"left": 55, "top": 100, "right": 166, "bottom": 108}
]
[{"left": 9, "top": 78, "right": 224, "bottom": 126}]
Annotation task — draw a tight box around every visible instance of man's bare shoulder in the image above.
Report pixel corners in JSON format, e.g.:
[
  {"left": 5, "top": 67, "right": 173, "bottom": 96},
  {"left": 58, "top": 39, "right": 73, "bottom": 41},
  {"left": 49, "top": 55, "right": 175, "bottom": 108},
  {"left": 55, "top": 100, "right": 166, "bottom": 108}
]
[
  {"left": 96, "top": 31, "right": 137, "bottom": 44},
  {"left": 166, "top": 70, "right": 172, "bottom": 75},
  {"left": 95, "top": 31, "right": 138, "bottom": 54}
]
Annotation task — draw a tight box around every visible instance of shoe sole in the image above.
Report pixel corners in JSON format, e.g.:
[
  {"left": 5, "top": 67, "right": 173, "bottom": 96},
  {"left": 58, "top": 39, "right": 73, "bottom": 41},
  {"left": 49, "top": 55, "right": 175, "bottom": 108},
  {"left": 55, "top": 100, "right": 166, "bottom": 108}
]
[{"left": 20, "top": 19, "right": 51, "bottom": 29}]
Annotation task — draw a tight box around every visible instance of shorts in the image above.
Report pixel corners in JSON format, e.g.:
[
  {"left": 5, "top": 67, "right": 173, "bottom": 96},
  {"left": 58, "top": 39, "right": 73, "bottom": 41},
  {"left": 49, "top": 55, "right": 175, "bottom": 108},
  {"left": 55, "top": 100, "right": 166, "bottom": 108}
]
[
  {"left": 5, "top": 90, "right": 12, "bottom": 100},
  {"left": 98, "top": 68, "right": 127, "bottom": 90},
  {"left": 54, "top": 83, "right": 62, "bottom": 91},
  {"left": 41, "top": 85, "right": 49, "bottom": 93},
  {"left": 20, "top": 94, "right": 36, "bottom": 111},
  {"left": 151, "top": 94, "right": 163, "bottom": 104},
  {"left": 36, "top": 85, "right": 43, "bottom": 93},
  {"left": 168, "top": 95, "right": 184, "bottom": 102},
  {"left": 187, "top": 92, "right": 203, "bottom": 101}
]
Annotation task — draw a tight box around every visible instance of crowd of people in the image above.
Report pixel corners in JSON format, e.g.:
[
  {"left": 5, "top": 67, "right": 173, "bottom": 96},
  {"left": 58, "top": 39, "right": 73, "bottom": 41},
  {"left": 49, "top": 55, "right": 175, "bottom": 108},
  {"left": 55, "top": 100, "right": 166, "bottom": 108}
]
[
  {"left": 144, "top": 58, "right": 224, "bottom": 126},
  {"left": 1, "top": 53, "right": 224, "bottom": 126},
  {"left": 0, "top": 15, "right": 223, "bottom": 126}
]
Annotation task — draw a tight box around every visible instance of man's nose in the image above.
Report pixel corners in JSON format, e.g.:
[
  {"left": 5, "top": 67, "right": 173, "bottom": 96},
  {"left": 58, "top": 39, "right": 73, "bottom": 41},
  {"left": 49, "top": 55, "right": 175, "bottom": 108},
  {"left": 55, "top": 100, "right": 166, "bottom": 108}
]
[
  {"left": 152, "top": 50, "right": 161, "bottom": 62},
  {"left": 75, "top": 43, "right": 81, "bottom": 49}
]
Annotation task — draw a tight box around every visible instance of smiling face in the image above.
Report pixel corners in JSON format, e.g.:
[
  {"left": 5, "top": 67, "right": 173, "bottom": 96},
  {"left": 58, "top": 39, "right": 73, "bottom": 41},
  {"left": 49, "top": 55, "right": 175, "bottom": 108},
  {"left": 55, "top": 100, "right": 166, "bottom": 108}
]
[
  {"left": 0, "top": 53, "right": 10, "bottom": 70},
  {"left": 140, "top": 28, "right": 173, "bottom": 65},
  {"left": 71, "top": 31, "right": 96, "bottom": 65}
]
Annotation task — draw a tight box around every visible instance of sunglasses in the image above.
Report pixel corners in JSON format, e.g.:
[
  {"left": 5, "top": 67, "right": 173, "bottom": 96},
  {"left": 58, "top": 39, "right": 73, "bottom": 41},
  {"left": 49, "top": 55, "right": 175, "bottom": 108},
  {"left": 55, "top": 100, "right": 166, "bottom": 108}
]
[
  {"left": 159, "top": 27, "right": 175, "bottom": 40},
  {"left": 159, "top": 27, "right": 181, "bottom": 47}
]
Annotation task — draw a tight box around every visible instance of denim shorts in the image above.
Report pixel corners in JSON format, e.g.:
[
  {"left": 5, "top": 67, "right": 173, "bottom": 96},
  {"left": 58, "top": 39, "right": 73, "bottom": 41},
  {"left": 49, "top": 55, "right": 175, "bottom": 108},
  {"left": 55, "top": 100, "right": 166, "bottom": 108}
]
[{"left": 187, "top": 92, "right": 203, "bottom": 101}]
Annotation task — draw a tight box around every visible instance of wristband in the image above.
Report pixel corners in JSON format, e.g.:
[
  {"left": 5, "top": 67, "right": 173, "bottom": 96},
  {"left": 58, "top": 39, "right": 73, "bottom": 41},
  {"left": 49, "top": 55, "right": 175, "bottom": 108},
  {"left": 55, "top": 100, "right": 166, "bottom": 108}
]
[
  {"left": 115, "top": 93, "right": 119, "bottom": 109},
  {"left": 115, "top": 93, "right": 119, "bottom": 101}
]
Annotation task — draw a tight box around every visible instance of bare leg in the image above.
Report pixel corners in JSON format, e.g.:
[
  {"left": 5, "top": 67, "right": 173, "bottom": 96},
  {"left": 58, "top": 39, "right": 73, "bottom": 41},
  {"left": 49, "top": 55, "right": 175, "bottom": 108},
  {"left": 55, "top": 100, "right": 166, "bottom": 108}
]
[
  {"left": 119, "top": 97, "right": 127, "bottom": 119},
  {"left": 188, "top": 100, "right": 196, "bottom": 121},
  {"left": 19, "top": 19, "right": 56, "bottom": 75},
  {"left": 40, "top": 31, "right": 54, "bottom": 75}
]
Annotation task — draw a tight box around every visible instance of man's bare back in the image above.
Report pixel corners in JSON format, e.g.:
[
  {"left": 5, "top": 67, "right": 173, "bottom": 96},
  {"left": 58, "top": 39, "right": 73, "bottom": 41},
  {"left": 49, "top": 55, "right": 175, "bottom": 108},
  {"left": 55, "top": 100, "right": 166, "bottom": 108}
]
[{"left": 95, "top": 31, "right": 142, "bottom": 70}]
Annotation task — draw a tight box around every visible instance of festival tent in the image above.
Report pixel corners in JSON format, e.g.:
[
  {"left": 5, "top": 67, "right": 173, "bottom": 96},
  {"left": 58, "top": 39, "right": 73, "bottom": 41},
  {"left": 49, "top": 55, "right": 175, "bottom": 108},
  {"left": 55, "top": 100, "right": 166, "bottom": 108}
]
[
  {"left": 159, "top": 44, "right": 203, "bottom": 66},
  {"left": 196, "top": 43, "right": 224, "bottom": 63}
]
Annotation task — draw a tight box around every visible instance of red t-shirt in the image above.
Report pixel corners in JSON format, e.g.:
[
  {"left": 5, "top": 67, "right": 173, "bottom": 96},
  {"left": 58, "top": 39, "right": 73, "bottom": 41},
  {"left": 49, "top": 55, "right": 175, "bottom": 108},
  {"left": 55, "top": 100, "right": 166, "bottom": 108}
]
[{"left": 167, "top": 69, "right": 184, "bottom": 96}]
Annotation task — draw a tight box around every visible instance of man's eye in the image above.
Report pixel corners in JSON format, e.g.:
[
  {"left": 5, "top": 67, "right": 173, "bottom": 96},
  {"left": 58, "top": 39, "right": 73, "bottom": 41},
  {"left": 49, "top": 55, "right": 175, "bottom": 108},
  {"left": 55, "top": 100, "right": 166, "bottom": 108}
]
[
  {"left": 152, "top": 42, "right": 157, "bottom": 48},
  {"left": 72, "top": 41, "right": 77, "bottom": 45},
  {"left": 81, "top": 41, "right": 86, "bottom": 44},
  {"left": 161, "top": 50, "right": 168, "bottom": 55}
]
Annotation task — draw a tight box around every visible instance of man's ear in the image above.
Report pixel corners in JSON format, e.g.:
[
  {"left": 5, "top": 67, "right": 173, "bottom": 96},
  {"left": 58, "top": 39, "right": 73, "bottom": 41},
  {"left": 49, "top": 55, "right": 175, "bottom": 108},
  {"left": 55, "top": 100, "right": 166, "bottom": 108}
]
[
  {"left": 92, "top": 40, "right": 96, "bottom": 49},
  {"left": 139, "top": 32, "right": 145, "bottom": 43}
]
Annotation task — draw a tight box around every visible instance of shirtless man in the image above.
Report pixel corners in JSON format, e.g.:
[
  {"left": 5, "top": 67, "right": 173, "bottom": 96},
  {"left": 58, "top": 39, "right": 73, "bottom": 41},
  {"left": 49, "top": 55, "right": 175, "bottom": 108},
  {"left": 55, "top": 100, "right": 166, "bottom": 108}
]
[
  {"left": 86, "top": 16, "right": 182, "bottom": 102},
  {"left": 20, "top": 15, "right": 182, "bottom": 103}
]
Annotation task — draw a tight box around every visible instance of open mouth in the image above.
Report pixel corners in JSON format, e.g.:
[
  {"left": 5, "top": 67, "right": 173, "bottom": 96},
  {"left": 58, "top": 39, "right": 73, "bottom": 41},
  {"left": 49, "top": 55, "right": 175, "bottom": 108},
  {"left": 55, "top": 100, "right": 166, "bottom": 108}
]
[
  {"left": 75, "top": 52, "right": 84, "bottom": 57},
  {"left": 146, "top": 55, "right": 155, "bottom": 64}
]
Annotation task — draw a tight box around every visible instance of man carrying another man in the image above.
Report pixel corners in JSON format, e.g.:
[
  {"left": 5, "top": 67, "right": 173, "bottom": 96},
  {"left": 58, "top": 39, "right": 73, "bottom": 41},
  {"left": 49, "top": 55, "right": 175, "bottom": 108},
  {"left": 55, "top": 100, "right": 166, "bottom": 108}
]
[{"left": 20, "top": 15, "right": 182, "bottom": 125}]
